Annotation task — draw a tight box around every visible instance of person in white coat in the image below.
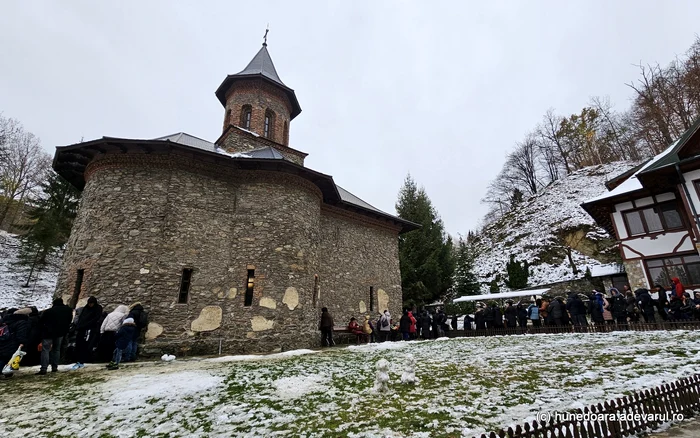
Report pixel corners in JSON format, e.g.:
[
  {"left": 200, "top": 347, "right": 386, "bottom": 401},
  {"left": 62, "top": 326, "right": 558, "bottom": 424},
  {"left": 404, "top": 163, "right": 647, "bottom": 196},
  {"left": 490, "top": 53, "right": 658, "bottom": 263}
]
[{"left": 97, "top": 305, "right": 129, "bottom": 362}]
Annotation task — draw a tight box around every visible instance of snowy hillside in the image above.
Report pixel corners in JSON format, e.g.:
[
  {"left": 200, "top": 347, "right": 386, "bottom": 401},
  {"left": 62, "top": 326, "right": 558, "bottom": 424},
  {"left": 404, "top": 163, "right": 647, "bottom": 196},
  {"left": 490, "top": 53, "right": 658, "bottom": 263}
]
[
  {"left": 473, "top": 161, "right": 640, "bottom": 290},
  {"left": 0, "top": 230, "right": 59, "bottom": 309}
]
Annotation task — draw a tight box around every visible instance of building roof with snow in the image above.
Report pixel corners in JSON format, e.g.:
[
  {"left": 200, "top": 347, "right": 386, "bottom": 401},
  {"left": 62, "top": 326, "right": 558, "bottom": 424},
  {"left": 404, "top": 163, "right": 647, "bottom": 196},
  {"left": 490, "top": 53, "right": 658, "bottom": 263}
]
[{"left": 581, "top": 116, "right": 700, "bottom": 236}]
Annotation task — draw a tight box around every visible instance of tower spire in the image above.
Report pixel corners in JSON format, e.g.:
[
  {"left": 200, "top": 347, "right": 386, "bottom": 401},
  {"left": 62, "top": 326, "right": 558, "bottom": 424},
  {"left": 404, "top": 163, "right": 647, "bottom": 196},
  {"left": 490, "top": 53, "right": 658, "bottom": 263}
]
[{"left": 263, "top": 25, "right": 269, "bottom": 47}]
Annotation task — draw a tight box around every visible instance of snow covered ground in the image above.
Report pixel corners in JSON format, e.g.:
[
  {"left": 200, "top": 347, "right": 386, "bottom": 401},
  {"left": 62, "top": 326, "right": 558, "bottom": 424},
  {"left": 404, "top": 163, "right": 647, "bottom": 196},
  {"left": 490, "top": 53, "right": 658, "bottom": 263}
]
[
  {"left": 0, "top": 230, "right": 59, "bottom": 310},
  {"left": 3, "top": 330, "right": 699, "bottom": 437}
]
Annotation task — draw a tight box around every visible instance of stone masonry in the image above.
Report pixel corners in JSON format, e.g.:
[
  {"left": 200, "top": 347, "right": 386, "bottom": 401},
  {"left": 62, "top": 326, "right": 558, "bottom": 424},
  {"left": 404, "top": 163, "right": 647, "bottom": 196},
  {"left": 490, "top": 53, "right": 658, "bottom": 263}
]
[{"left": 55, "top": 153, "right": 405, "bottom": 355}]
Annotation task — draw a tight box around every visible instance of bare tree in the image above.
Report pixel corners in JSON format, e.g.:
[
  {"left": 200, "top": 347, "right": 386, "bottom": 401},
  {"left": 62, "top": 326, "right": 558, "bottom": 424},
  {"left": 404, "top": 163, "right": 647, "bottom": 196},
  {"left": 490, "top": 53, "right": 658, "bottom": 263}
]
[
  {"left": 539, "top": 109, "right": 572, "bottom": 174},
  {"left": 506, "top": 135, "right": 541, "bottom": 196},
  {"left": 590, "top": 96, "right": 642, "bottom": 161},
  {"left": 0, "top": 117, "right": 51, "bottom": 226}
]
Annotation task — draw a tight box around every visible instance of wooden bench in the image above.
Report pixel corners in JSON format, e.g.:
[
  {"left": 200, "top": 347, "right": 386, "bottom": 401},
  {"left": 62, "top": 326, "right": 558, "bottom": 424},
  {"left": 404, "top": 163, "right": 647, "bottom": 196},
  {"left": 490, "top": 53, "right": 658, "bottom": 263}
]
[{"left": 333, "top": 326, "right": 368, "bottom": 344}]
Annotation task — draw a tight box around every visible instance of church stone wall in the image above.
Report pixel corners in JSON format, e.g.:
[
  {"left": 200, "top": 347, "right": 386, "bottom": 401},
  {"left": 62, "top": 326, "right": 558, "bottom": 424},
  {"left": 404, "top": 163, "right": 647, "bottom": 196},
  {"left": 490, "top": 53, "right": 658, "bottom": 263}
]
[
  {"left": 56, "top": 153, "right": 323, "bottom": 355},
  {"left": 317, "top": 207, "right": 403, "bottom": 328}
]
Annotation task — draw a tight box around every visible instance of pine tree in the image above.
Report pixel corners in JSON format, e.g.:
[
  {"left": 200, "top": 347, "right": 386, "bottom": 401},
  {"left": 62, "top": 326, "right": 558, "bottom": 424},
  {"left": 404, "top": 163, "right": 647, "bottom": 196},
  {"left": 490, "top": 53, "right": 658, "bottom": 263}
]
[
  {"left": 505, "top": 254, "right": 529, "bottom": 290},
  {"left": 395, "top": 174, "right": 455, "bottom": 307},
  {"left": 18, "top": 171, "right": 80, "bottom": 286},
  {"left": 452, "top": 237, "right": 481, "bottom": 297},
  {"left": 489, "top": 278, "right": 500, "bottom": 293}
]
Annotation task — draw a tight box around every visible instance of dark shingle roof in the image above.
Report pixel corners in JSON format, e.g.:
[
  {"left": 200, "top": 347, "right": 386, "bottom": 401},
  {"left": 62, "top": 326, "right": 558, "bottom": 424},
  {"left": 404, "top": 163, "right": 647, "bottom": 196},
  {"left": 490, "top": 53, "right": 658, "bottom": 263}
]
[
  {"left": 215, "top": 45, "right": 302, "bottom": 119},
  {"left": 235, "top": 45, "right": 286, "bottom": 87}
]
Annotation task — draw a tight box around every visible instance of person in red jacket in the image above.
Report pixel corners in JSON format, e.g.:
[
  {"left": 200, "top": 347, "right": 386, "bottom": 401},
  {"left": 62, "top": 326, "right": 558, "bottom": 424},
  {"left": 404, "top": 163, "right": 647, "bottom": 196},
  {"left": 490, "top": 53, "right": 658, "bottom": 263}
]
[
  {"left": 408, "top": 311, "right": 417, "bottom": 339},
  {"left": 671, "top": 277, "right": 685, "bottom": 299}
]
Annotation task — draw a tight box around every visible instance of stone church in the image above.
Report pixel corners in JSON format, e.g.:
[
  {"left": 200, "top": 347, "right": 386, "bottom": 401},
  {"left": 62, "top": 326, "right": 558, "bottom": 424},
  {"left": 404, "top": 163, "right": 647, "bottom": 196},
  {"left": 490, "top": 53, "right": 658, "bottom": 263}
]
[{"left": 52, "top": 41, "right": 418, "bottom": 355}]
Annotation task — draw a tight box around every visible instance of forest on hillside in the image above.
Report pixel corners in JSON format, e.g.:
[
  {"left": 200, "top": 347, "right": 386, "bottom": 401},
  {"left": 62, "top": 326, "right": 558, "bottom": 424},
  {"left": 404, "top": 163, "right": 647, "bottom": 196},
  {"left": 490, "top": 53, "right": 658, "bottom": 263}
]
[{"left": 482, "top": 37, "right": 700, "bottom": 226}]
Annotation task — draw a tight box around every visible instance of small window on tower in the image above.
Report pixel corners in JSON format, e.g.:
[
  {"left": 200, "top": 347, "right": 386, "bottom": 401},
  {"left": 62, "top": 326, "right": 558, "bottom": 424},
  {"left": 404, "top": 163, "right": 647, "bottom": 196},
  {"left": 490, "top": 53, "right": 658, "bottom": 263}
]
[
  {"left": 283, "top": 121, "right": 288, "bottom": 144},
  {"left": 369, "top": 286, "right": 374, "bottom": 312},
  {"left": 264, "top": 109, "right": 275, "bottom": 139},
  {"left": 244, "top": 269, "right": 255, "bottom": 306},
  {"left": 240, "top": 105, "right": 252, "bottom": 130}
]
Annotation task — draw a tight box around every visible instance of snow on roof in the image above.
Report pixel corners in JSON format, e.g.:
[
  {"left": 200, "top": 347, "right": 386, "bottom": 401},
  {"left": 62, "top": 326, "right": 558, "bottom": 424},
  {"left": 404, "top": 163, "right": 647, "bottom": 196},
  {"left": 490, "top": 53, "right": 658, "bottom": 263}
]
[
  {"left": 584, "top": 139, "right": 680, "bottom": 204},
  {"left": 588, "top": 263, "right": 624, "bottom": 278},
  {"left": 453, "top": 289, "right": 550, "bottom": 302}
]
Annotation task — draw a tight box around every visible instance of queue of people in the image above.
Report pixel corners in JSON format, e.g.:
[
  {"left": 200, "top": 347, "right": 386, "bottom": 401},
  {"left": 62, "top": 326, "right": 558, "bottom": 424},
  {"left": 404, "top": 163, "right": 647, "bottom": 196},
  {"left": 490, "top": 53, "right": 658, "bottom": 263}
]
[
  {"left": 0, "top": 296, "right": 149, "bottom": 377},
  {"left": 319, "top": 307, "right": 453, "bottom": 346},
  {"left": 468, "top": 281, "right": 700, "bottom": 331}
]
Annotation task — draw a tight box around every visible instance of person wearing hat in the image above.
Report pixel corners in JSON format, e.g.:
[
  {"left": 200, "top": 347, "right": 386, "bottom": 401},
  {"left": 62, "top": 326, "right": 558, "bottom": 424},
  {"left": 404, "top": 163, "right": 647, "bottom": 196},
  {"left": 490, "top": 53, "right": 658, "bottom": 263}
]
[{"left": 107, "top": 317, "right": 137, "bottom": 370}]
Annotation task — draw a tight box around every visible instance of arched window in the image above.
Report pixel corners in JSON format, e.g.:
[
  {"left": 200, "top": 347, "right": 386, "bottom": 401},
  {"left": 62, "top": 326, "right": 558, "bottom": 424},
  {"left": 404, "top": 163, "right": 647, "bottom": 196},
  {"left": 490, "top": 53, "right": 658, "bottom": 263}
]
[
  {"left": 225, "top": 109, "right": 231, "bottom": 126},
  {"left": 283, "top": 121, "right": 289, "bottom": 145},
  {"left": 264, "top": 109, "right": 275, "bottom": 139},
  {"left": 240, "top": 105, "right": 252, "bottom": 130}
]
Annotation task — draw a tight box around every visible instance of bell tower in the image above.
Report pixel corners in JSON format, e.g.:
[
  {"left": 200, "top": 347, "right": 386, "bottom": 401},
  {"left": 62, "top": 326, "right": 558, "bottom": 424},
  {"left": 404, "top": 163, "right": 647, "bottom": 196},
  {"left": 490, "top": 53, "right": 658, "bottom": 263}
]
[{"left": 215, "top": 37, "right": 301, "bottom": 147}]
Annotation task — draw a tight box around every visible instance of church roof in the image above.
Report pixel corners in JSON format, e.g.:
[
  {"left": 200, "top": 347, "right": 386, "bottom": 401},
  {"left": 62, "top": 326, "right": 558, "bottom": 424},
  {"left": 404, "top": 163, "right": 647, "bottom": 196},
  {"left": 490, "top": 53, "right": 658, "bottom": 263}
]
[
  {"left": 215, "top": 45, "right": 302, "bottom": 120},
  {"left": 155, "top": 132, "right": 217, "bottom": 153},
  {"left": 236, "top": 45, "right": 286, "bottom": 87},
  {"left": 53, "top": 134, "right": 419, "bottom": 233}
]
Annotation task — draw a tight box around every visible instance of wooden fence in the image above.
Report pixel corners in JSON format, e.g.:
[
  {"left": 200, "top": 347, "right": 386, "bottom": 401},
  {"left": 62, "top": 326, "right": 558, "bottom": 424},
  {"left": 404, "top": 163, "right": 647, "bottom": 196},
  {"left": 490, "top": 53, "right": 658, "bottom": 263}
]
[
  {"left": 471, "top": 374, "right": 700, "bottom": 438},
  {"left": 453, "top": 321, "right": 700, "bottom": 338}
]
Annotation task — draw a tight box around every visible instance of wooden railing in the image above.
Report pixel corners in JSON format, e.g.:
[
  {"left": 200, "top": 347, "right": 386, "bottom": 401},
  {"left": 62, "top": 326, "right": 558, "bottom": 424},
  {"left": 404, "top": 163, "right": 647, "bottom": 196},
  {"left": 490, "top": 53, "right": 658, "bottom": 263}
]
[
  {"left": 472, "top": 374, "right": 700, "bottom": 438},
  {"left": 449, "top": 320, "right": 700, "bottom": 338}
]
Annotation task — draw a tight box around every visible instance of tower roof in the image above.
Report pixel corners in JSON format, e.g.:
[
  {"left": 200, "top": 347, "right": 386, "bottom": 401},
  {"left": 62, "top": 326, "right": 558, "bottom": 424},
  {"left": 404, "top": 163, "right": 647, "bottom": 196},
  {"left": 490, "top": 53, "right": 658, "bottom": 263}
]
[
  {"left": 215, "top": 44, "right": 302, "bottom": 120},
  {"left": 236, "top": 45, "right": 286, "bottom": 86}
]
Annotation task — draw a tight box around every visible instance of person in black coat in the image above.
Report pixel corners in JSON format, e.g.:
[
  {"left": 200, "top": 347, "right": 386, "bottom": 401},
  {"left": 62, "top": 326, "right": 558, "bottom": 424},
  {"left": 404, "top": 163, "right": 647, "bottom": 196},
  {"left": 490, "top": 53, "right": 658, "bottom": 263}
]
[
  {"left": 474, "top": 304, "right": 486, "bottom": 330},
  {"left": 548, "top": 298, "right": 564, "bottom": 326},
  {"left": 420, "top": 311, "right": 431, "bottom": 339},
  {"left": 0, "top": 311, "right": 31, "bottom": 373},
  {"left": 125, "top": 303, "right": 148, "bottom": 362},
  {"left": 504, "top": 301, "right": 517, "bottom": 328},
  {"left": 37, "top": 298, "right": 74, "bottom": 374},
  {"left": 463, "top": 313, "right": 473, "bottom": 331},
  {"left": 491, "top": 302, "right": 504, "bottom": 329},
  {"left": 516, "top": 301, "right": 528, "bottom": 328},
  {"left": 635, "top": 288, "right": 656, "bottom": 323},
  {"left": 609, "top": 288, "right": 627, "bottom": 325},
  {"left": 568, "top": 293, "right": 589, "bottom": 326},
  {"left": 73, "top": 296, "right": 103, "bottom": 368},
  {"left": 399, "top": 310, "right": 412, "bottom": 341},
  {"left": 654, "top": 284, "right": 669, "bottom": 321}
]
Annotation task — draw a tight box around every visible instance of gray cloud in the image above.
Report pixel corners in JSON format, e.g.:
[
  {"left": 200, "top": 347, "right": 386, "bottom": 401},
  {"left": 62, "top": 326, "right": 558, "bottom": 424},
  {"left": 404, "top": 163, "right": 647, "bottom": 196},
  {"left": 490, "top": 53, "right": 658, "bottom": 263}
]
[{"left": 1, "top": 1, "right": 698, "bottom": 235}]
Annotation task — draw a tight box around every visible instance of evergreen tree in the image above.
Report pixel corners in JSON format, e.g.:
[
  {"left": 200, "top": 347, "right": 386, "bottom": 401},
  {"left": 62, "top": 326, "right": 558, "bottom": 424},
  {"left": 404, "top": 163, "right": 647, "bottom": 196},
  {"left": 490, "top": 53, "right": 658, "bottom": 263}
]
[
  {"left": 395, "top": 174, "right": 455, "bottom": 307},
  {"left": 505, "top": 254, "right": 529, "bottom": 289},
  {"left": 452, "top": 237, "right": 481, "bottom": 298},
  {"left": 489, "top": 278, "right": 500, "bottom": 293},
  {"left": 18, "top": 171, "right": 80, "bottom": 286}
]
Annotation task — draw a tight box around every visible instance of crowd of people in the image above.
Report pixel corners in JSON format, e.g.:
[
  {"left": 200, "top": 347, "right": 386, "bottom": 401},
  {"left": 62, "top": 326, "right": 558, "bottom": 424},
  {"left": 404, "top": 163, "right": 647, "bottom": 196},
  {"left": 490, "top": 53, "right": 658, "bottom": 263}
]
[
  {"left": 0, "top": 296, "right": 149, "bottom": 377},
  {"left": 318, "top": 278, "right": 700, "bottom": 345},
  {"left": 318, "top": 306, "right": 454, "bottom": 346}
]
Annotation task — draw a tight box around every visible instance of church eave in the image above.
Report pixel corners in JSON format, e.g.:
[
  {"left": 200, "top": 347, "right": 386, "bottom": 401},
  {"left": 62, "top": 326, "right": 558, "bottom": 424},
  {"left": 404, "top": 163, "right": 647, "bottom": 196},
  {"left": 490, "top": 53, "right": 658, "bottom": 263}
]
[{"left": 53, "top": 138, "right": 417, "bottom": 232}]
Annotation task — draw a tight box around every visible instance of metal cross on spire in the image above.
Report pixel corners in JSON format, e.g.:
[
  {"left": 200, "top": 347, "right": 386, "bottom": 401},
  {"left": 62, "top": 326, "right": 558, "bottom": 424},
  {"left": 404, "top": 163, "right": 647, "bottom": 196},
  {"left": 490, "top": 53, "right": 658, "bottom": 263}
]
[{"left": 263, "top": 25, "right": 269, "bottom": 46}]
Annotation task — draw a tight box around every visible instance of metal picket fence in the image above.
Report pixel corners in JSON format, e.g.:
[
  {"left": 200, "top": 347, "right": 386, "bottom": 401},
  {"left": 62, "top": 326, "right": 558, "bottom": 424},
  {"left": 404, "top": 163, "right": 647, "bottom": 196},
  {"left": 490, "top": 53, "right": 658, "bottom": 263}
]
[{"left": 472, "top": 374, "right": 700, "bottom": 438}]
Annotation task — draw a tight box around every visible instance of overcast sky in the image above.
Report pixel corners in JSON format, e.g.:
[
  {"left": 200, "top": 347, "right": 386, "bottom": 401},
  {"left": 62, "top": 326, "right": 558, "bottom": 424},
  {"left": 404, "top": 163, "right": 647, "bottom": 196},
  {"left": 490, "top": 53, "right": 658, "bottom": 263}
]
[{"left": 1, "top": 1, "right": 699, "bottom": 236}]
